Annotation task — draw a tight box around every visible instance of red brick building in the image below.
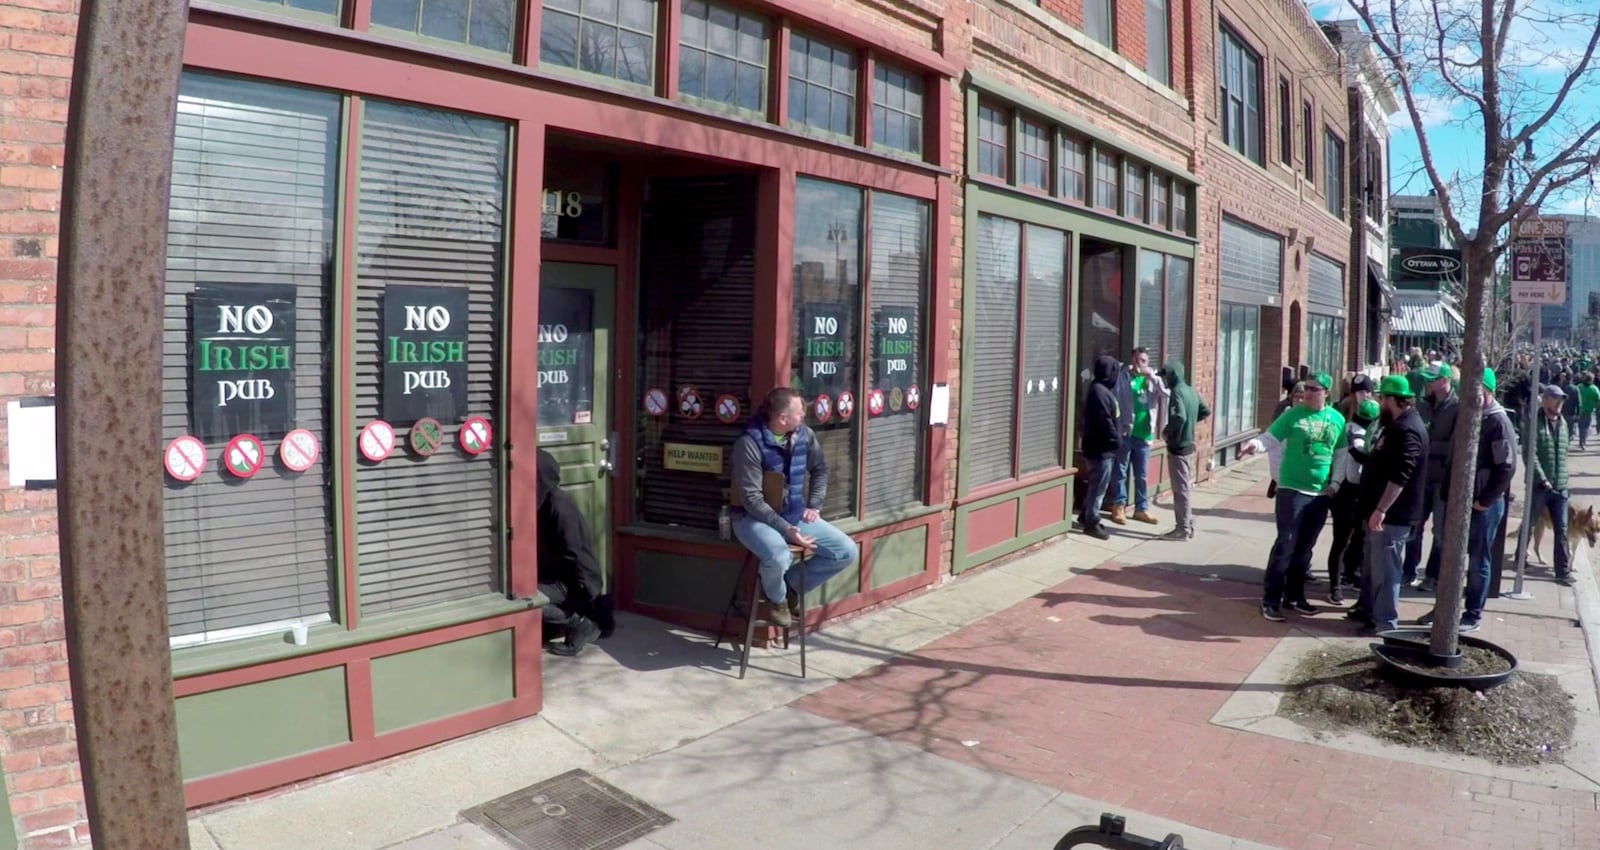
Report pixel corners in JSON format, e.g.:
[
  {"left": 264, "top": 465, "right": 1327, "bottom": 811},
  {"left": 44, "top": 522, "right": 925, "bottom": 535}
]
[{"left": 0, "top": 1, "right": 1363, "bottom": 846}]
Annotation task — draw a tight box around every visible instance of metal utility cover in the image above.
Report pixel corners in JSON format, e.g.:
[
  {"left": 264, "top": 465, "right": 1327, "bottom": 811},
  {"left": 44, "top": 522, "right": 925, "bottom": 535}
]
[{"left": 465, "top": 769, "right": 673, "bottom": 850}]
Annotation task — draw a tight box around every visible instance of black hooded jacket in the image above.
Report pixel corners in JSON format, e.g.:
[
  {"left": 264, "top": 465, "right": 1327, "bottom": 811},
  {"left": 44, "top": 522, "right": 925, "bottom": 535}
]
[
  {"left": 1081, "top": 355, "right": 1122, "bottom": 459},
  {"left": 537, "top": 450, "right": 605, "bottom": 610}
]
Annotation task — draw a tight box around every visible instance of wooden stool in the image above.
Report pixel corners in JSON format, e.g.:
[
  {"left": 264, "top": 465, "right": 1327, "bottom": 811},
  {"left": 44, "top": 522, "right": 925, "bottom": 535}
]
[{"left": 715, "top": 546, "right": 809, "bottom": 680}]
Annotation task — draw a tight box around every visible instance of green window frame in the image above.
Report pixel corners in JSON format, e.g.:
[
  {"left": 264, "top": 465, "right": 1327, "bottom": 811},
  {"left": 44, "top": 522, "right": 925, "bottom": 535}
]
[
  {"left": 679, "top": 0, "right": 769, "bottom": 116},
  {"left": 540, "top": 0, "right": 659, "bottom": 87},
  {"left": 371, "top": 0, "right": 518, "bottom": 56}
]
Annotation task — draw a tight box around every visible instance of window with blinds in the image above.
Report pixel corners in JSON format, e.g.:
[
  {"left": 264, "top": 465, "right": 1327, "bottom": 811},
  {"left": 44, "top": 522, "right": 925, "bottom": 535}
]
[
  {"left": 1019, "top": 226, "right": 1067, "bottom": 474},
  {"left": 864, "top": 193, "right": 928, "bottom": 514},
  {"left": 353, "top": 100, "right": 509, "bottom": 615},
  {"left": 967, "top": 215, "right": 1020, "bottom": 488},
  {"left": 1308, "top": 252, "right": 1344, "bottom": 313},
  {"left": 1135, "top": 250, "right": 1165, "bottom": 361},
  {"left": 1219, "top": 217, "right": 1282, "bottom": 301},
  {"left": 163, "top": 72, "right": 339, "bottom": 644},
  {"left": 1164, "top": 256, "right": 1192, "bottom": 368}
]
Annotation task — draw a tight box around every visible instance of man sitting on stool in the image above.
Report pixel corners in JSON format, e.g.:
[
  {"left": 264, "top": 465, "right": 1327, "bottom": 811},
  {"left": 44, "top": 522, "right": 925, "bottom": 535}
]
[
  {"left": 730, "top": 387, "right": 858, "bottom": 627},
  {"left": 538, "top": 449, "right": 612, "bottom": 656}
]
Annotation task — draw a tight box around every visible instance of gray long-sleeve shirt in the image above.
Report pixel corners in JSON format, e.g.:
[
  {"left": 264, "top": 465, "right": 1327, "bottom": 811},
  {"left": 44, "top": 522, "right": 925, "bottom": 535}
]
[{"left": 730, "top": 424, "right": 828, "bottom": 533}]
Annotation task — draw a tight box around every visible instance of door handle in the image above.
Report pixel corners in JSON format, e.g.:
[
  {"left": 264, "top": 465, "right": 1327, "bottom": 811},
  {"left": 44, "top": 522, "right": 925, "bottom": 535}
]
[{"left": 600, "top": 431, "right": 619, "bottom": 478}]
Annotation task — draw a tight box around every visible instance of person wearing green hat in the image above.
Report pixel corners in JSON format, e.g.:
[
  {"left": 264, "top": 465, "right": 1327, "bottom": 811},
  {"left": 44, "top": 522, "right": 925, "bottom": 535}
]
[
  {"left": 1324, "top": 397, "right": 1381, "bottom": 604},
  {"left": 1408, "top": 364, "right": 1459, "bottom": 591},
  {"left": 1577, "top": 372, "right": 1600, "bottom": 450},
  {"left": 1241, "top": 371, "right": 1346, "bottom": 621},
  {"left": 1532, "top": 384, "right": 1574, "bottom": 585},
  {"left": 1352, "top": 374, "right": 1429, "bottom": 633}
]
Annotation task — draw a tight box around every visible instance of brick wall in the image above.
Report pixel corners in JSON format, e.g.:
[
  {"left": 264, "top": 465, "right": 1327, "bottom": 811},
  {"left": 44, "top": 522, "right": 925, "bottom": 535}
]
[
  {"left": 0, "top": 0, "right": 86, "bottom": 847},
  {"left": 1192, "top": 0, "right": 1351, "bottom": 444}
]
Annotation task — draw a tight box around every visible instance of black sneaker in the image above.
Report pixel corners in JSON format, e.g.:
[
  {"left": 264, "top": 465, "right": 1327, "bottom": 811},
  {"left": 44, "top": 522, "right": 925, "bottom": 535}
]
[
  {"left": 1557, "top": 573, "right": 1575, "bottom": 586},
  {"left": 1328, "top": 587, "right": 1344, "bottom": 605},
  {"left": 1287, "top": 599, "right": 1318, "bottom": 615},
  {"left": 548, "top": 615, "right": 602, "bottom": 657},
  {"left": 1459, "top": 618, "right": 1480, "bottom": 633},
  {"left": 1261, "top": 603, "right": 1286, "bottom": 622},
  {"left": 1344, "top": 606, "right": 1369, "bottom": 621},
  {"left": 1084, "top": 524, "right": 1111, "bottom": 541},
  {"left": 1415, "top": 611, "right": 1436, "bottom": 626},
  {"left": 1356, "top": 624, "right": 1380, "bottom": 637},
  {"left": 1160, "top": 528, "right": 1190, "bottom": 541}
]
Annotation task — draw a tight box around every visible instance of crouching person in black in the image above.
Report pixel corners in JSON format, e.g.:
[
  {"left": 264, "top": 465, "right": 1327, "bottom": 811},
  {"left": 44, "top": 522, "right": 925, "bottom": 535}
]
[{"left": 538, "top": 449, "right": 613, "bottom": 656}]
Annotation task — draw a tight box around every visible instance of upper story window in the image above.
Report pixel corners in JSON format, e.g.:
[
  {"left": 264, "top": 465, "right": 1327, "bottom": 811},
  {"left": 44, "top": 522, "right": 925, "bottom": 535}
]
[
  {"left": 679, "top": 0, "right": 768, "bottom": 115},
  {"left": 1058, "top": 135, "right": 1087, "bottom": 202},
  {"left": 1324, "top": 129, "right": 1345, "bottom": 219},
  {"left": 1172, "top": 185, "right": 1190, "bottom": 234},
  {"left": 373, "top": 0, "right": 517, "bottom": 54},
  {"left": 1019, "top": 119, "right": 1050, "bottom": 191},
  {"left": 1218, "top": 26, "right": 1262, "bottom": 163},
  {"left": 1144, "top": 0, "right": 1170, "bottom": 85},
  {"left": 1302, "top": 101, "right": 1314, "bottom": 180},
  {"left": 1150, "top": 173, "right": 1169, "bottom": 228},
  {"left": 540, "top": 0, "right": 658, "bottom": 86},
  {"left": 788, "top": 32, "right": 857, "bottom": 138},
  {"left": 872, "top": 62, "right": 925, "bottom": 156},
  {"left": 1277, "top": 77, "right": 1292, "bottom": 165},
  {"left": 1084, "top": 0, "right": 1114, "bottom": 48},
  {"left": 1093, "top": 150, "right": 1119, "bottom": 211},
  {"left": 977, "top": 103, "right": 1009, "bottom": 179},
  {"left": 1125, "top": 162, "right": 1147, "bottom": 221}
]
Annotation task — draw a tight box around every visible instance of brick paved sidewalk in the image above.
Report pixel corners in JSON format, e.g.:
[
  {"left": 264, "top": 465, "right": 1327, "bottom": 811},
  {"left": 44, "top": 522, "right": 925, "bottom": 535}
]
[{"left": 797, "top": 464, "right": 1600, "bottom": 850}]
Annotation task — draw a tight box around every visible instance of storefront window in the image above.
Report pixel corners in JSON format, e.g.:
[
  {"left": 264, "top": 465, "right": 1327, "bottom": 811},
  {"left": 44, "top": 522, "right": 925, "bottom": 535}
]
[
  {"left": 1058, "top": 135, "right": 1086, "bottom": 202},
  {"left": 540, "top": 0, "right": 657, "bottom": 86},
  {"left": 872, "top": 63, "right": 924, "bottom": 157},
  {"left": 1216, "top": 302, "right": 1259, "bottom": 439},
  {"left": 163, "top": 73, "right": 339, "bottom": 646},
  {"left": 1124, "top": 162, "right": 1146, "bottom": 222},
  {"left": 791, "top": 178, "right": 863, "bottom": 519},
  {"left": 1134, "top": 250, "right": 1192, "bottom": 371},
  {"left": 679, "top": 0, "right": 767, "bottom": 115},
  {"left": 1019, "top": 119, "right": 1050, "bottom": 191},
  {"left": 354, "top": 100, "right": 510, "bottom": 614},
  {"left": 976, "top": 103, "right": 1009, "bottom": 180},
  {"left": 967, "top": 216, "right": 1071, "bottom": 488},
  {"left": 1093, "top": 150, "right": 1119, "bottom": 211},
  {"left": 1078, "top": 238, "right": 1124, "bottom": 369},
  {"left": 864, "top": 193, "right": 929, "bottom": 513},
  {"left": 372, "top": 0, "right": 516, "bottom": 53},
  {"left": 1307, "top": 314, "right": 1344, "bottom": 378},
  {"left": 788, "top": 32, "right": 856, "bottom": 139},
  {"left": 1165, "top": 256, "right": 1192, "bottom": 370}
]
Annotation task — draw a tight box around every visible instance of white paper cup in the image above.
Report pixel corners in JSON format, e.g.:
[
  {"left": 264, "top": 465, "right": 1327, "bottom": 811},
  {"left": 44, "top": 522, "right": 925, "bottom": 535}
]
[{"left": 290, "top": 623, "right": 309, "bottom": 646}]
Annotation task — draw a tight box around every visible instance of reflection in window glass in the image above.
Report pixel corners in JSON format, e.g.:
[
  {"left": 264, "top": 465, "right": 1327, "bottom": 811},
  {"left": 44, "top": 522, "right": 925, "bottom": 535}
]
[
  {"left": 1058, "top": 135, "right": 1086, "bottom": 202},
  {"left": 1164, "top": 256, "right": 1191, "bottom": 370},
  {"left": 1135, "top": 250, "right": 1165, "bottom": 362},
  {"left": 789, "top": 33, "right": 856, "bottom": 138},
  {"left": 872, "top": 63, "right": 924, "bottom": 156},
  {"left": 968, "top": 215, "right": 1020, "bottom": 488},
  {"left": 791, "top": 178, "right": 862, "bottom": 519},
  {"left": 1150, "top": 173, "right": 1169, "bottom": 228},
  {"left": 977, "top": 103, "right": 1008, "bottom": 179},
  {"left": 1077, "top": 238, "right": 1124, "bottom": 378},
  {"left": 231, "top": 0, "right": 339, "bottom": 16},
  {"left": 1019, "top": 120, "right": 1050, "bottom": 190},
  {"left": 1172, "top": 184, "right": 1190, "bottom": 233},
  {"left": 1125, "top": 162, "right": 1146, "bottom": 221},
  {"left": 540, "top": 0, "right": 657, "bottom": 85},
  {"left": 1094, "top": 150, "right": 1118, "bottom": 210},
  {"left": 864, "top": 193, "right": 929, "bottom": 513},
  {"left": 372, "top": 0, "right": 515, "bottom": 53},
  {"left": 680, "top": 0, "right": 767, "bottom": 114},
  {"left": 1020, "top": 226, "right": 1067, "bottom": 474},
  {"left": 1216, "top": 302, "right": 1259, "bottom": 439}
]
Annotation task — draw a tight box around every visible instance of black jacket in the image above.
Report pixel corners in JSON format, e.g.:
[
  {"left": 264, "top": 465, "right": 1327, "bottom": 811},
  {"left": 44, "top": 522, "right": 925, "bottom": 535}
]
[
  {"left": 1081, "top": 355, "right": 1122, "bottom": 459},
  {"left": 1474, "top": 401, "right": 1518, "bottom": 506},
  {"left": 537, "top": 450, "right": 606, "bottom": 616},
  {"left": 1357, "top": 406, "right": 1428, "bottom": 526},
  {"left": 1418, "top": 389, "right": 1458, "bottom": 488}
]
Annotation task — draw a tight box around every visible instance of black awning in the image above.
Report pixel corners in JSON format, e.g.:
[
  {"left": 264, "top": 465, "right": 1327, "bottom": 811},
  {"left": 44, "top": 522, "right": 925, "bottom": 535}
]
[{"left": 1367, "top": 258, "right": 1396, "bottom": 303}]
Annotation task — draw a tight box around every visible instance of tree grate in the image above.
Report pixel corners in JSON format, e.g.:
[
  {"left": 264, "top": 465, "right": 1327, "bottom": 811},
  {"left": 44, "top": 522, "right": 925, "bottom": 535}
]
[{"left": 464, "top": 769, "right": 673, "bottom": 850}]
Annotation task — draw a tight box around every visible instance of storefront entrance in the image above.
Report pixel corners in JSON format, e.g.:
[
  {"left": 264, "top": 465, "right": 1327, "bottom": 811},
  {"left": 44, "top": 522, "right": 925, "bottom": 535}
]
[{"left": 538, "top": 262, "right": 615, "bottom": 587}]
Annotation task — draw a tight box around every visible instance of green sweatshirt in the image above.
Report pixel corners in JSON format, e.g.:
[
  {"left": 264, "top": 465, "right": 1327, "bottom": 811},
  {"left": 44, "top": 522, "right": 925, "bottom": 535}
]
[{"left": 1582, "top": 383, "right": 1600, "bottom": 414}]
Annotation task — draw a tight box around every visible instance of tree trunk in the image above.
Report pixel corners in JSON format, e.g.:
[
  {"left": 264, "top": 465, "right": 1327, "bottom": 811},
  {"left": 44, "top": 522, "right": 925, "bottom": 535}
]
[{"left": 1430, "top": 243, "right": 1494, "bottom": 658}]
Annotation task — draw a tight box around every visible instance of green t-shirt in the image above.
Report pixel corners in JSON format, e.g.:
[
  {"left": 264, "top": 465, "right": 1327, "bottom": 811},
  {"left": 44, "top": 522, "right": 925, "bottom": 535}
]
[
  {"left": 1131, "top": 374, "right": 1154, "bottom": 441},
  {"left": 1581, "top": 384, "right": 1600, "bottom": 414},
  {"left": 1267, "top": 405, "right": 1346, "bottom": 494}
]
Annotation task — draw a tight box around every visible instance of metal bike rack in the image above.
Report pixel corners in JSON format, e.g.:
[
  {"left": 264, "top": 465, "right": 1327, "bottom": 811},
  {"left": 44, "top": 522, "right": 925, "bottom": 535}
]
[{"left": 1054, "top": 814, "right": 1186, "bottom": 850}]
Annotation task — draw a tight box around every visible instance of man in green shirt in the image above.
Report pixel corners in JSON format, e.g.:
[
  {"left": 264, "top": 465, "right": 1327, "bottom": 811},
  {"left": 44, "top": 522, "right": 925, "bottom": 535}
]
[
  {"left": 1242, "top": 372, "right": 1346, "bottom": 621},
  {"left": 1578, "top": 373, "right": 1600, "bottom": 450},
  {"left": 1112, "top": 347, "right": 1168, "bottom": 525}
]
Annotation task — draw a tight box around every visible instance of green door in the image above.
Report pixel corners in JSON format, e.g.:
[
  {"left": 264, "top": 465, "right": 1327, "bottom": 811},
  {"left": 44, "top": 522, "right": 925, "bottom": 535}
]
[{"left": 537, "top": 263, "right": 615, "bottom": 589}]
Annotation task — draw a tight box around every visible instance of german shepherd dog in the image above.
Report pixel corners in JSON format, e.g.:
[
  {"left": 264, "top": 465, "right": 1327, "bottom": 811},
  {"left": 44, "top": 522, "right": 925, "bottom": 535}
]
[{"left": 1532, "top": 503, "right": 1600, "bottom": 566}]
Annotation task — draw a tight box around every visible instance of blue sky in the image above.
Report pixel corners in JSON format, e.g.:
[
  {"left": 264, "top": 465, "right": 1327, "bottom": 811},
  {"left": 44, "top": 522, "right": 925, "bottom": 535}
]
[{"left": 1307, "top": 0, "right": 1600, "bottom": 227}]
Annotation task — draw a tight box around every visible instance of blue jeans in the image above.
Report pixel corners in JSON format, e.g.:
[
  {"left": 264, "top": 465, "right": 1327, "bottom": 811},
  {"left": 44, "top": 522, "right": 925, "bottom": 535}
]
[
  {"left": 732, "top": 514, "right": 857, "bottom": 605},
  {"left": 1113, "top": 436, "right": 1151, "bottom": 512},
  {"left": 1263, "top": 489, "right": 1317, "bottom": 607},
  {"left": 1361, "top": 523, "right": 1412, "bottom": 631},
  {"left": 1079, "top": 454, "right": 1116, "bottom": 530},
  {"left": 1535, "top": 486, "right": 1571, "bottom": 577},
  {"left": 1463, "top": 496, "right": 1507, "bottom": 621}
]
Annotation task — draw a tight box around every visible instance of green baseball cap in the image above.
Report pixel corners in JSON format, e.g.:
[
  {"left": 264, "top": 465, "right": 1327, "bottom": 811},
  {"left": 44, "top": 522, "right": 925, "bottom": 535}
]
[
  {"left": 1378, "top": 374, "right": 1414, "bottom": 398},
  {"left": 1483, "top": 367, "right": 1498, "bottom": 392},
  {"left": 1358, "top": 399, "right": 1381, "bottom": 420},
  {"left": 1415, "top": 364, "right": 1445, "bottom": 382},
  {"left": 1308, "top": 372, "right": 1333, "bottom": 391}
]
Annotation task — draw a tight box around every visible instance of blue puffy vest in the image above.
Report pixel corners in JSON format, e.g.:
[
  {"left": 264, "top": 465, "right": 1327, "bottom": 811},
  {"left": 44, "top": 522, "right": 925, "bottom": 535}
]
[{"left": 743, "top": 416, "right": 809, "bottom": 524}]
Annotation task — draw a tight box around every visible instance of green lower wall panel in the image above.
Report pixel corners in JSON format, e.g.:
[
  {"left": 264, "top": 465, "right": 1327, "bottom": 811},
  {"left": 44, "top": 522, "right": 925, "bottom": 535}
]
[
  {"left": 176, "top": 667, "right": 350, "bottom": 780},
  {"left": 372, "top": 631, "right": 514, "bottom": 735},
  {"left": 634, "top": 550, "right": 744, "bottom": 614},
  {"left": 804, "top": 553, "right": 860, "bottom": 608},
  {"left": 869, "top": 525, "right": 928, "bottom": 590}
]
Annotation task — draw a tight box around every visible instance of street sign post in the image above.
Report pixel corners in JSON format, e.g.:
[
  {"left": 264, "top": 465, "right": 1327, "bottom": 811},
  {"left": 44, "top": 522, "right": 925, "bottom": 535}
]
[{"left": 1509, "top": 217, "right": 1569, "bottom": 599}]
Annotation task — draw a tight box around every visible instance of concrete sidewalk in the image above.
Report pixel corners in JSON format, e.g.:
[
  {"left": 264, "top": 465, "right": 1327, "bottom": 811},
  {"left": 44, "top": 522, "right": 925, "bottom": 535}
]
[{"left": 184, "top": 450, "right": 1600, "bottom": 850}]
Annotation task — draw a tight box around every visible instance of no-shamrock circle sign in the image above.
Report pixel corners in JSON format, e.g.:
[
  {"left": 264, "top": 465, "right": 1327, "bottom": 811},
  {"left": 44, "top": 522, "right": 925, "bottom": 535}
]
[
  {"left": 409, "top": 417, "right": 444, "bottom": 457},
  {"left": 279, "top": 428, "right": 320, "bottom": 473},
  {"left": 359, "top": 420, "right": 396, "bottom": 462},
  {"left": 459, "top": 416, "right": 493, "bottom": 456},
  {"left": 164, "top": 435, "right": 207, "bottom": 483},
  {"left": 224, "top": 434, "right": 266, "bottom": 479}
]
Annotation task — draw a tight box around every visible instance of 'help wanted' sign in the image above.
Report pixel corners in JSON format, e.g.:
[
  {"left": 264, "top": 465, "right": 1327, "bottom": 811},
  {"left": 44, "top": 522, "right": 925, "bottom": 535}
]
[
  {"left": 190, "top": 282, "right": 297, "bottom": 441},
  {"left": 383, "top": 285, "right": 470, "bottom": 424}
]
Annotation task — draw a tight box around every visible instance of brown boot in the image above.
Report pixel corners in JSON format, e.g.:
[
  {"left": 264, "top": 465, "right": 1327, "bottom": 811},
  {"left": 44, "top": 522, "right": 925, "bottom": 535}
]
[
  {"left": 1109, "top": 505, "right": 1127, "bottom": 525},
  {"left": 763, "top": 600, "right": 794, "bottom": 628},
  {"left": 1133, "top": 510, "right": 1158, "bottom": 525}
]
